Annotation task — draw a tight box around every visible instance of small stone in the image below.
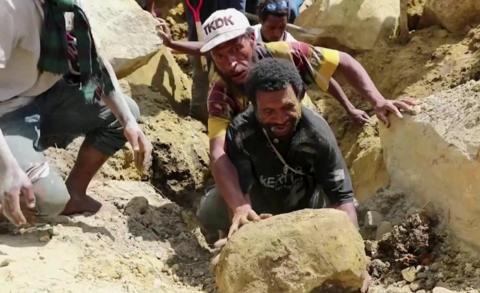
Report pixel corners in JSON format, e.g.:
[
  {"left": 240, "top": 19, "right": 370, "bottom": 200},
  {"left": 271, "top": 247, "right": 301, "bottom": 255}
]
[
  {"left": 0, "top": 259, "right": 11, "bottom": 267},
  {"left": 376, "top": 221, "right": 393, "bottom": 240},
  {"left": 401, "top": 266, "right": 417, "bottom": 283},
  {"left": 416, "top": 271, "right": 428, "bottom": 279},
  {"left": 436, "top": 272, "right": 445, "bottom": 280},
  {"left": 425, "top": 278, "right": 437, "bottom": 290},
  {"left": 410, "top": 280, "right": 424, "bottom": 291},
  {"left": 124, "top": 197, "right": 149, "bottom": 216},
  {"left": 433, "top": 287, "right": 455, "bottom": 293},
  {"left": 364, "top": 211, "right": 383, "bottom": 227},
  {"left": 39, "top": 234, "right": 51, "bottom": 242},
  {"left": 364, "top": 240, "right": 378, "bottom": 256},
  {"left": 465, "top": 263, "right": 474, "bottom": 275}
]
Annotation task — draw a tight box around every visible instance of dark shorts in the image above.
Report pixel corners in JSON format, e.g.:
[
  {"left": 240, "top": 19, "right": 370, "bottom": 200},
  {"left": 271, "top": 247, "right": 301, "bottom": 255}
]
[{"left": 0, "top": 80, "right": 139, "bottom": 218}]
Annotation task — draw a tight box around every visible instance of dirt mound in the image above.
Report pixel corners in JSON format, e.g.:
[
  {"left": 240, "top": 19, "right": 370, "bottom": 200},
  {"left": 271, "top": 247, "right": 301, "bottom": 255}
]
[{"left": 0, "top": 181, "right": 214, "bottom": 292}]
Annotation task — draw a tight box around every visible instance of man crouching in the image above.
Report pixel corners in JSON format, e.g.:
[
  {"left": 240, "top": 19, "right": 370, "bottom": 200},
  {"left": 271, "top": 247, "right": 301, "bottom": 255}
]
[
  {"left": 0, "top": 0, "right": 152, "bottom": 226},
  {"left": 197, "top": 58, "right": 358, "bottom": 238}
]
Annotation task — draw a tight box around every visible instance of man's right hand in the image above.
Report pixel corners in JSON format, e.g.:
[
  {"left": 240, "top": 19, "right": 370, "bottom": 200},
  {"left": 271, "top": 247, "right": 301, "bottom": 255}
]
[
  {"left": 1, "top": 164, "right": 36, "bottom": 226},
  {"left": 228, "top": 204, "right": 272, "bottom": 238},
  {"left": 155, "top": 18, "right": 173, "bottom": 47}
]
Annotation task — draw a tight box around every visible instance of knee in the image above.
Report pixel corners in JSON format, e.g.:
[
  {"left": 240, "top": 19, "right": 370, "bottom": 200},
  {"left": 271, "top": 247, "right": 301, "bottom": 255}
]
[
  {"left": 34, "top": 176, "right": 70, "bottom": 217},
  {"left": 196, "top": 188, "right": 230, "bottom": 233}
]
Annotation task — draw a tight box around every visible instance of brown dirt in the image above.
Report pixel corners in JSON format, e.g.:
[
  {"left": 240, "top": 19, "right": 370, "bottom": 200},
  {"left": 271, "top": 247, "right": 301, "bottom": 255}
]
[
  {"left": 4, "top": 7, "right": 480, "bottom": 293},
  {"left": 359, "top": 190, "right": 480, "bottom": 292}
]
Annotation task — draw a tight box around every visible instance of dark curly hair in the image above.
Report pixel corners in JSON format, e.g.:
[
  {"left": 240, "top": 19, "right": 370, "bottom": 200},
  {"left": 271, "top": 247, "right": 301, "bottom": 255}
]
[
  {"left": 246, "top": 58, "right": 305, "bottom": 105},
  {"left": 257, "top": 0, "right": 290, "bottom": 21}
]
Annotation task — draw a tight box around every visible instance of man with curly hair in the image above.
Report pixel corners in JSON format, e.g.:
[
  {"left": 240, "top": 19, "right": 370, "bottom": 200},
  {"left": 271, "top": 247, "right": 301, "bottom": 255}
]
[{"left": 197, "top": 57, "right": 357, "bottom": 235}]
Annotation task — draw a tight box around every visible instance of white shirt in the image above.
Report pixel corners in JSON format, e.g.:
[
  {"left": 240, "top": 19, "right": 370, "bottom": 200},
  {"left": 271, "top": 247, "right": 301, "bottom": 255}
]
[
  {"left": 252, "top": 23, "right": 296, "bottom": 44},
  {"left": 0, "top": 0, "right": 62, "bottom": 116}
]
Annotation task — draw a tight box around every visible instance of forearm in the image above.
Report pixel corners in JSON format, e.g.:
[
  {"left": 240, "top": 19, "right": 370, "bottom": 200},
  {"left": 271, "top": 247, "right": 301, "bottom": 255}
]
[
  {"left": 210, "top": 152, "right": 249, "bottom": 212},
  {"left": 327, "top": 77, "right": 357, "bottom": 113},
  {"left": 101, "top": 58, "right": 136, "bottom": 127},
  {"left": 0, "top": 129, "right": 18, "bottom": 198},
  {"left": 0, "top": 129, "right": 17, "bottom": 170},
  {"left": 337, "top": 52, "right": 385, "bottom": 106},
  {"left": 166, "top": 40, "right": 204, "bottom": 56},
  {"left": 334, "top": 201, "right": 358, "bottom": 227}
]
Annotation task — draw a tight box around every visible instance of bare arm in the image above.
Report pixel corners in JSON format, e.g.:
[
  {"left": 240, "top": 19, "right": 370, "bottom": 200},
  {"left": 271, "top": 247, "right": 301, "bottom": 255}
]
[
  {"left": 210, "top": 136, "right": 249, "bottom": 210},
  {"left": 335, "top": 52, "right": 415, "bottom": 126},
  {"left": 336, "top": 52, "right": 385, "bottom": 106},
  {"left": 101, "top": 57, "right": 136, "bottom": 126},
  {"left": 210, "top": 136, "right": 262, "bottom": 237},
  {"left": 327, "top": 78, "right": 370, "bottom": 125},
  {"left": 327, "top": 77, "right": 356, "bottom": 113},
  {"left": 100, "top": 58, "right": 152, "bottom": 171},
  {"left": 156, "top": 18, "right": 204, "bottom": 56},
  {"left": 0, "top": 129, "right": 35, "bottom": 226},
  {"left": 334, "top": 202, "right": 358, "bottom": 227}
]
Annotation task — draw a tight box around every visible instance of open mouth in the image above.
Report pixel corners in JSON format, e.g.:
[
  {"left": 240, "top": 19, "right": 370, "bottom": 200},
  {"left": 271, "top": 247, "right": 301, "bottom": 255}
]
[{"left": 231, "top": 70, "right": 247, "bottom": 82}]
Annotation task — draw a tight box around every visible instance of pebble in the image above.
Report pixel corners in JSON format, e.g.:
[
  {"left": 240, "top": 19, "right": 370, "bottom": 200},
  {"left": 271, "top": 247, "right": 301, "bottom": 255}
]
[
  {"left": 401, "top": 266, "right": 417, "bottom": 283},
  {"left": 410, "top": 280, "right": 424, "bottom": 291},
  {"left": 365, "top": 211, "right": 383, "bottom": 227},
  {"left": 0, "top": 259, "right": 11, "bottom": 267},
  {"left": 39, "top": 234, "right": 51, "bottom": 242},
  {"left": 432, "top": 287, "right": 455, "bottom": 293}
]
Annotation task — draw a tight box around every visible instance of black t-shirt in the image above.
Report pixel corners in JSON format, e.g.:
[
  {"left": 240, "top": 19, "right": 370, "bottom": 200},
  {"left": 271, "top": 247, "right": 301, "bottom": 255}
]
[{"left": 225, "top": 105, "right": 354, "bottom": 213}]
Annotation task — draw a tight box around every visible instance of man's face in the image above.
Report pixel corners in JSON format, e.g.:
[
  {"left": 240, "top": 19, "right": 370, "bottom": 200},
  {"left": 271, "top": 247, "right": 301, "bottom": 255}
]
[
  {"left": 260, "top": 15, "right": 288, "bottom": 42},
  {"left": 256, "top": 85, "right": 301, "bottom": 138},
  {"left": 210, "top": 34, "right": 255, "bottom": 85}
]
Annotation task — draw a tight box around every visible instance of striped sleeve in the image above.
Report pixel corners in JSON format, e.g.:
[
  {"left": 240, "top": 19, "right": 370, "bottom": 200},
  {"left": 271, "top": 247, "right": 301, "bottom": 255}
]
[
  {"left": 207, "top": 80, "right": 234, "bottom": 139},
  {"left": 264, "top": 42, "right": 340, "bottom": 92},
  {"left": 308, "top": 47, "right": 340, "bottom": 91}
]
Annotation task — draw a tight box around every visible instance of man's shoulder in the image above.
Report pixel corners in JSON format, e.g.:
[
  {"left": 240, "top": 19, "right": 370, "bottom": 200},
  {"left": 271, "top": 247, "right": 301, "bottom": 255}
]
[
  {"left": 229, "top": 106, "right": 256, "bottom": 132},
  {"left": 261, "top": 41, "right": 310, "bottom": 58},
  {"left": 300, "top": 107, "right": 337, "bottom": 146}
]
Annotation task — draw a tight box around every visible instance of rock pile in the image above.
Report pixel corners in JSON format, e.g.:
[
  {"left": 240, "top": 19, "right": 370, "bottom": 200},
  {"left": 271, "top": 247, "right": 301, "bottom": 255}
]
[{"left": 215, "top": 209, "right": 367, "bottom": 293}]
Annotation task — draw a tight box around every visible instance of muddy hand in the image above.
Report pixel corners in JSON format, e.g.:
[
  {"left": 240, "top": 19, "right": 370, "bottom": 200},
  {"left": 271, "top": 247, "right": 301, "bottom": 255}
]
[
  {"left": 348, "top": 108, "right": 370, "bottom": 125},
  {"left": 228, "top": 205, "right": 273, "bottom": 238},
  {"left": 228, "top": 204, "right": 261, "bottom": 238},
  {"left": 123, "top": 121, "right": 153, "bottom": 172},
  {"left": 374, "top": 97, "right": 416, "bottom": 127},
  {"left": 2, "top": 165, "right": 36, "bottom": 226}
]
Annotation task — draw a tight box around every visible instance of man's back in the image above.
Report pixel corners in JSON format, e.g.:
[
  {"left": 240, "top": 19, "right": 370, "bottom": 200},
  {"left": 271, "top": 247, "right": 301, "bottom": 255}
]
[{"left": 0, "top": 0, "right": 61, "bottom": 114}]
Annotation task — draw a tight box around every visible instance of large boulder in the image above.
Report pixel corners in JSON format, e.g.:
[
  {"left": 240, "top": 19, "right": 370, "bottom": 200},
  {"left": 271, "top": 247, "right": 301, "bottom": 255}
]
[
  {"left": 294, "top": 0, "right": 401, "bottom": 50},
  {"left": 215, "top": 209, "right": 367, "bottom": 293},
  {"left": 422, "top": 0, "right": 480, "bottom": 33},
  {"left": 83, "top": 0, "right": 162, "bottom": 78},
  {"left": 123, "top": 47, "right": 192, "bottom": 114},
  {"left": 380, "top": 80, "right": 480, "bottom": 249}
]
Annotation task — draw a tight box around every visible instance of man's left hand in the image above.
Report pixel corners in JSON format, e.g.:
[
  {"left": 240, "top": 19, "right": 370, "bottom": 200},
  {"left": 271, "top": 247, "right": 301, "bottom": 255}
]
[
  {"left": 123, "top": 121, "right": 153, "bottom": 172},
  {"left": 374, "top": 97, "right": 416, "bottom": 127},
  {"left": 348, "top": 108, "right": 370, "bottom": 125}
]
